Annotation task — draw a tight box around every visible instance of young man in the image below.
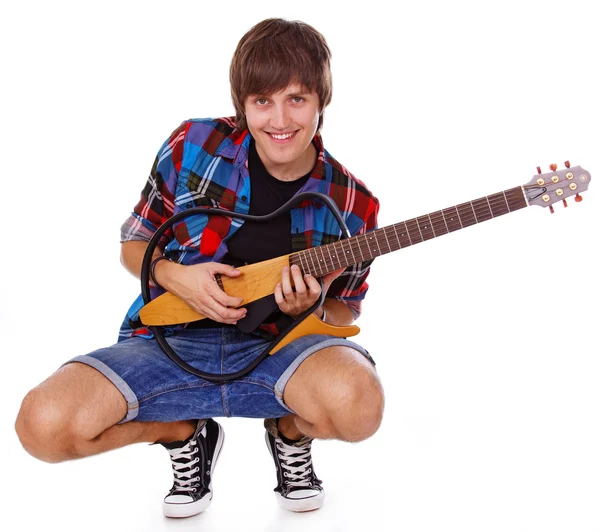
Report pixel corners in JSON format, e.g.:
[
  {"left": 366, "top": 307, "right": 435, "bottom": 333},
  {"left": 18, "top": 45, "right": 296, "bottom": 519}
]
[{"left": 15, "top": 18, "right": 384, "bottom": 517}]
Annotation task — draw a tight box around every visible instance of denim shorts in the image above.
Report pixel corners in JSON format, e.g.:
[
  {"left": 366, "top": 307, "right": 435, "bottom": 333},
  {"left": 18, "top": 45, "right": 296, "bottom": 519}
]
[{"left": 67, "top": 327, "right": 374, "bottom": 423}]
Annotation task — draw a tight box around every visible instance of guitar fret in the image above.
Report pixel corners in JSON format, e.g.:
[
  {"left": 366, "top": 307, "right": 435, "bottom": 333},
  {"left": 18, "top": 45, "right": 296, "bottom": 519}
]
[
  {"left": 427, "top": 213, "right": 439, "bottom": 237},
  {"left": 295, "top": 251, "right": 303, "bottom": 273},
  {"left": 312, "top": 248, "right": 320, "bottom": 275},
  {"left": 343, "top": 238, "right": 357, "bottom": 265},
  {"left": 365, "top": 233, "right": 379, "bottom": 257},
  {"left": 399, "top": 221, "right": 412, "bottom": 245},
  {"left": 469, "top": 201, "right": 479, "bottom": 223},
  {"left": 317, "top": 246, "right": 327, "bottom": 276},
  {"left": 430, "top": 210, "right": 449, "bottom": 236},
  {"left": 417, "top": 215, "right": 435, "bottom": 240},
  {"left": 391, "top": 224, "right": 402, "bottom": 249},
  {"left": 373, "top": 233, "right": 382, "bottom": 256},
  {"left": 325, "top": 244, "right": 337, "bottom": 270},
  {"left": 501, "top": 190, "right": 511, "bottom": 212},
  {"left": 457, "top": 203, "right": 477, "bottom": 227},
  {"left": 356, "top": 235, "right": 366, "bottom": 261},
  {"left": 485, "top": 196, "right": 495, "bottom": 217},
  {"left": 486, "top": 192, "right": 509, "bottom": 216},
  {"left": 472, "top": 197, "right": 493, "bottom": 222},
  {"left": 405, "top": 218, "right": 423, "bottom": 243},
  {"left": 360, "top": 233, "right": 372, "bottom": 260},
  {"left": 381, "top": 227, "right": 392, "bottom": 253}
]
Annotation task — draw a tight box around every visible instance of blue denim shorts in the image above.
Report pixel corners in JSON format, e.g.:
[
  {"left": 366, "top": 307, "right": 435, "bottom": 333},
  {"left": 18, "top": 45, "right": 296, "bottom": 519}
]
[{"left": 67, "top": 327, "right": 373, "bottom": 423}]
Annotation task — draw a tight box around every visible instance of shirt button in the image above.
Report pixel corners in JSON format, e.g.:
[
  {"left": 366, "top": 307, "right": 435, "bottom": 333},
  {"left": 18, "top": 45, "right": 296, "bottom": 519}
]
[{"left": 241, "top": 195, "right": 247, "bottom": 202}]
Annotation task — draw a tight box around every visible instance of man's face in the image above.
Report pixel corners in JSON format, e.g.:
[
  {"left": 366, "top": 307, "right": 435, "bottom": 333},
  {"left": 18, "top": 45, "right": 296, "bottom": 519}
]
[{"left": 244, "top": 82, "right": 320, "bottom": 179}]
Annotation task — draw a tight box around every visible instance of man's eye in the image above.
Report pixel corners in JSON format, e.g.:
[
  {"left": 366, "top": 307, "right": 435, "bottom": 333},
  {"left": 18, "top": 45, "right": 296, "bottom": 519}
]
[
  {"left": 256, "top": 98, "right": 268, "bottom": 105},
  {"left": 292, "top": 97, "right": 304, "bottom": 103}
]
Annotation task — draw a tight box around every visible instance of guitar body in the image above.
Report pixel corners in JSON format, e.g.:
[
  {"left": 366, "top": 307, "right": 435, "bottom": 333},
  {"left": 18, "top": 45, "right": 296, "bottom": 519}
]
[
  {"left": 139, "top": 254, "right": 361, "bottom": 354},
  {"left": 139, "top": 255, "right": 290, "bottom": 326},
  {"left": 269, "top": 314, "right": 360, "bottom": 354}
]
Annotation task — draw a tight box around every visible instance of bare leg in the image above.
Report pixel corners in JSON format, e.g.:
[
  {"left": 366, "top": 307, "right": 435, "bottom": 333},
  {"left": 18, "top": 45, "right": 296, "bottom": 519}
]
[
  {"left": 15, "top": 362, "right": 197, "bottom": 463},
  {"left": 279, "top": 345, "right": 384, "bottom": 442}
]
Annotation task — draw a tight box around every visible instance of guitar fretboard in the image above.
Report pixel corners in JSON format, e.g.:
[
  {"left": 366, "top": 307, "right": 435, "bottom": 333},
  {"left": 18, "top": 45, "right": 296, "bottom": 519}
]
[{"left": 289, "top": 186, "right": 528, "bottom": 277}]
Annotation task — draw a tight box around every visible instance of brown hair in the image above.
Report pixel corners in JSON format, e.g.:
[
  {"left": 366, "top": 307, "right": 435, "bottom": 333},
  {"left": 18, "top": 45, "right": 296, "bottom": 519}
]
[{"left": 230, "top": 18, "right": 332, "bottom": 131}]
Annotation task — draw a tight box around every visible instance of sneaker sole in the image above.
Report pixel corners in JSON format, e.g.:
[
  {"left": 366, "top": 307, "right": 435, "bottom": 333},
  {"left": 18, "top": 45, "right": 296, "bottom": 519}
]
[
  {"left": 163, "top": 423, "right": 225, "bottom": 518},
  {"left": 276, "top": 490, "right": 325, "bottom": 512}
]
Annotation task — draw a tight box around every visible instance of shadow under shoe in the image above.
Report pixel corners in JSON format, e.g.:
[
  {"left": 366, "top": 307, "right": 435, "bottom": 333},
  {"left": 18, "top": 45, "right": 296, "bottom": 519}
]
[
  {"left": 264, "top": 418, "right": 325, "bottom": 512},
  {"left": 161, "top": 418, "right": 225, "bottom": 518}
]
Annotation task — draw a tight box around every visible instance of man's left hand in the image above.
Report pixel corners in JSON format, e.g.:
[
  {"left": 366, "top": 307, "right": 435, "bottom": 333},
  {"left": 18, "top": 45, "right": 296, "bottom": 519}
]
[{"left": 274, "top": 264, "right": 344, "bottom": 318}]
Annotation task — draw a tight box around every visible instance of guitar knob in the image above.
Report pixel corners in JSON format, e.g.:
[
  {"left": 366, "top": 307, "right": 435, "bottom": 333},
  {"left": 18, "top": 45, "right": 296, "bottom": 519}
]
[
  {"left": 564, "top": 160, "right": 571, "bottom": 168},
  {"left": 550, "top": 164, "right": 558, "bottom": 171},
  {"left": 575, "top": 194, "right": 583, "bottom": 203},
  {"left": 563, "top": 199, "right": 568, "bottom": 208},
  {"left": 549, "top": 205, "right": 555, "bottom": 214}
]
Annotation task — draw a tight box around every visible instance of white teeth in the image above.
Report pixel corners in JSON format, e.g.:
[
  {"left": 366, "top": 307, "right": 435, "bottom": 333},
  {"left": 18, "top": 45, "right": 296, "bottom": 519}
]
[{"left": 270, "top": 132, "right": 294, "bottom": 140}]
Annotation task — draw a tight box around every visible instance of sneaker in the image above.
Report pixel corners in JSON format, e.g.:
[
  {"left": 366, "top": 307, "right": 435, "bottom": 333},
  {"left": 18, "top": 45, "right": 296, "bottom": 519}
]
[
  {"left": 264, "top": 418, "right": 325, "bottom": 512},
  {"left": 160, "top": 418, "right": 225, "bottom": 518}
]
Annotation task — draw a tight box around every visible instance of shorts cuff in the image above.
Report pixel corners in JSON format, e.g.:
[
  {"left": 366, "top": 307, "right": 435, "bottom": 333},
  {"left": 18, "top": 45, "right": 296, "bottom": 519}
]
[
  {"left": 66, "top": 355, "right": 140, "bottom": 423},
  {"left": 273, "top": 338, "right": 373, "bottom": 413}
]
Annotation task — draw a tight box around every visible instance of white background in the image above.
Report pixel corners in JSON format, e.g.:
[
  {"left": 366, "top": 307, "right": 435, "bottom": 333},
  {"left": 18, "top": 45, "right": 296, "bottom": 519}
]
[{"left": 1, "top": 0, "right": 599, "bottom": 531}]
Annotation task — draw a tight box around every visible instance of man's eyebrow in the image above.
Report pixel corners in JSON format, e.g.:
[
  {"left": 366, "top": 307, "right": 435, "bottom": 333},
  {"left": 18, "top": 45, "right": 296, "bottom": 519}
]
[{"left": 247, "top": 88, "right": 312, "bottom": 99}]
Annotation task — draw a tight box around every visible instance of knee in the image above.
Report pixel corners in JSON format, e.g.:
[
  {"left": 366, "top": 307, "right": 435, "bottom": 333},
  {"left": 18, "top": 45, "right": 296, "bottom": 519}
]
[
  {"left": 15, "top": 388, "right": 79, "bottom": 463},
  {"left": 329, "top": 372, "right": 385, "bottom": 443}
]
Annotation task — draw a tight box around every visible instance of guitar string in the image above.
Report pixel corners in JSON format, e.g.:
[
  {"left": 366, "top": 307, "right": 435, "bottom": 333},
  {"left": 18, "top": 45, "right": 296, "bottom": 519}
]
[{"left": 290, "top": 188, "right": 528, "bottom": 276}]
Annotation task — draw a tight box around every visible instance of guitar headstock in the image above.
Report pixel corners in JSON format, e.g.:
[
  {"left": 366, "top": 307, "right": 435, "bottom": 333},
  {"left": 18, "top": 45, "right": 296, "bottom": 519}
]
[{"left": 523, "top": 162, "right": 591, "bottom": 212}]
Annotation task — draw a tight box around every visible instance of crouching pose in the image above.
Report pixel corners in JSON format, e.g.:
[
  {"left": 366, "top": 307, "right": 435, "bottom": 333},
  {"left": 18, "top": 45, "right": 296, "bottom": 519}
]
[{"left": 16, "top": 17, "right": 384, "bottom": 518}]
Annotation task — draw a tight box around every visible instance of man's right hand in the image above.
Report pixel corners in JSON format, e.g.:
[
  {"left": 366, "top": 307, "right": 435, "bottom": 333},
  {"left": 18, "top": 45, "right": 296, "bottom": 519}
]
[{"left": 153, "top": 260, "right": 247, "bottom": 325}]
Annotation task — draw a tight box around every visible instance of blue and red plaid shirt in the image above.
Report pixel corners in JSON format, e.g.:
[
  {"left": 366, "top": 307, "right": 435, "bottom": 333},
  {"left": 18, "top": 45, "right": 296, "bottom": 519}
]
[{"left": 119, "top": 117, "right": 379, "bottom": 340}]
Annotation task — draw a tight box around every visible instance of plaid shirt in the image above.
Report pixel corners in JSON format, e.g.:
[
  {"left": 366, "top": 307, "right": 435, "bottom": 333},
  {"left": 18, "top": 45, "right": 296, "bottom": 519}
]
[{"left": 119, "top": 117, "right": 379, "bottom": 340}]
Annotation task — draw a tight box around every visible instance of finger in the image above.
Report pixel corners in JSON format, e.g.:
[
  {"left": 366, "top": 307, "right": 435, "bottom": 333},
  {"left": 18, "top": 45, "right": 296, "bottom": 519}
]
[
  {"left": 205, "top": 299, "right": 247, "bottom": 322},
  {"left": 281, "top": 267, "right": 294, "bottom": 297},
  {"left": 304, "top": 273, "right": 322, "bottom": 295},
  {"left": 211, "top": 263, "right": 243, "bottom": 277},
  {"left": 193, "top": 302, "right": 239, "bottom": 324},
  {"left": 290, "top": 264, "right": 307, "bottom": 295},
  {"left": 210, "top": 285, "right": 244, "bottom": 308},
  {"left": 274, "top": 282, "right": 285, "bottom": 306}
]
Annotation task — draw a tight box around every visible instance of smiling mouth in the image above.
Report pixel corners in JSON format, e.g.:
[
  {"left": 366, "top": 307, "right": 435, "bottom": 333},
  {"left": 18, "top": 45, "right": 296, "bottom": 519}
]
[{"left": 267, "top": 131, "right": 297, "bottom": 141}]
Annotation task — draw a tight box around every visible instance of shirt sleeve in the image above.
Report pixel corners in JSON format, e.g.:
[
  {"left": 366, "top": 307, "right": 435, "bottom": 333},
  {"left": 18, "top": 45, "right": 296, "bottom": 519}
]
[
  {"left": 120, "top": 122, "right": 187, "bottom": 248},
  {"left": 326, "top": 194, "right": 380, "bottom": 319}
]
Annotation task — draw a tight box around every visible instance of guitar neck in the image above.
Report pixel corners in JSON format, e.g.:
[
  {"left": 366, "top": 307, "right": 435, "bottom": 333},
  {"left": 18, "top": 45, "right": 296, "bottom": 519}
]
[{"left": 289, "top": 186, "right": 528, "bottom": 276}]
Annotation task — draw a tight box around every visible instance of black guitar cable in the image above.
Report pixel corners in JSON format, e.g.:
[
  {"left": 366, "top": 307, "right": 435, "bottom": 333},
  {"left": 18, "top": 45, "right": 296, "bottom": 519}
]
[{"left": 140, "top": 192, "right": 352, "bottom": 383}]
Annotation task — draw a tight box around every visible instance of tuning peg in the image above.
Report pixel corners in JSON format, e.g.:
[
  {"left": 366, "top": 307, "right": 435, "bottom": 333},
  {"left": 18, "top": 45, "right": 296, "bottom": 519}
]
[
  {"left": 537, "top": 166, "right": 542, "bottom": 174},
  {"left": 550, "top": 164, "right": 558, "bottom": 171},
  {"left": 575, "top": 194, "right": 583, "bottom": 203},
  {"left": 549, "top": 205, "right": 555, "bottom": 214},
  {"left": 563, "top": 199, "right": 568, "bottom": 208},
  {"left": 564, "top": 160, "right": 571, "bottom": 168}
]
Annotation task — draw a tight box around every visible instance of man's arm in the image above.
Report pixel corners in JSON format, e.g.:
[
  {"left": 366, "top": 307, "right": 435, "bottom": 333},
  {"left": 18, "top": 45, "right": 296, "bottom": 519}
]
[
  {"left": 120, "top": 240, "right": 246, "bottom": 325},
  {"left": 314, "top": 298, "right": 354, "bottom": 326}
]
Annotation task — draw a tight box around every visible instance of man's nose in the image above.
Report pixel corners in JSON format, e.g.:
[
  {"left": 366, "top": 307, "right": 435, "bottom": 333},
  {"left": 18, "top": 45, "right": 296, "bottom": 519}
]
[{"left": 270, "top": 104, "right": 290, "bottom": 130}]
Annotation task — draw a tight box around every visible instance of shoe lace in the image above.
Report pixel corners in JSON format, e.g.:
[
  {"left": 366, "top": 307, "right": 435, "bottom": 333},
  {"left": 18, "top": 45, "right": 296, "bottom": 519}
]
[
  {"left": 276, "top": 438, "right": 315, "bottom": 488},
  {"left": 168, "top": 438, "right": 202, "bottom": 493}
]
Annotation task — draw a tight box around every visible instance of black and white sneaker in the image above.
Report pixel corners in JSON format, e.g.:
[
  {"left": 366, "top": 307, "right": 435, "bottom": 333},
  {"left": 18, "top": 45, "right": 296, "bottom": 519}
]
[
  {"left": 264, "top": 418, "right": 325, "bottom": 512},
  {"left": 160, "top": 418, "right": 224, "bottom": 518}
]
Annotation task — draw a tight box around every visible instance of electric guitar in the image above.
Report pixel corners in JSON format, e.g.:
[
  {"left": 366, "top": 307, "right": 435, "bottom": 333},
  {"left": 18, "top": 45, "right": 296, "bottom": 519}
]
[{"left": 139, "top": 163, "right": 591, "bottom": 352}]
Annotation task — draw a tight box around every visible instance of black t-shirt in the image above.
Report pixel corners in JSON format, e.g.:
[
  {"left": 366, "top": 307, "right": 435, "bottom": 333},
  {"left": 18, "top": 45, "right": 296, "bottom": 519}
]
[
  {"left": 189, "top": 140, "right": 312, "bottom": 329},
  {"left": 223, "top": 139, "right": 311, "bottom": 266}
]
